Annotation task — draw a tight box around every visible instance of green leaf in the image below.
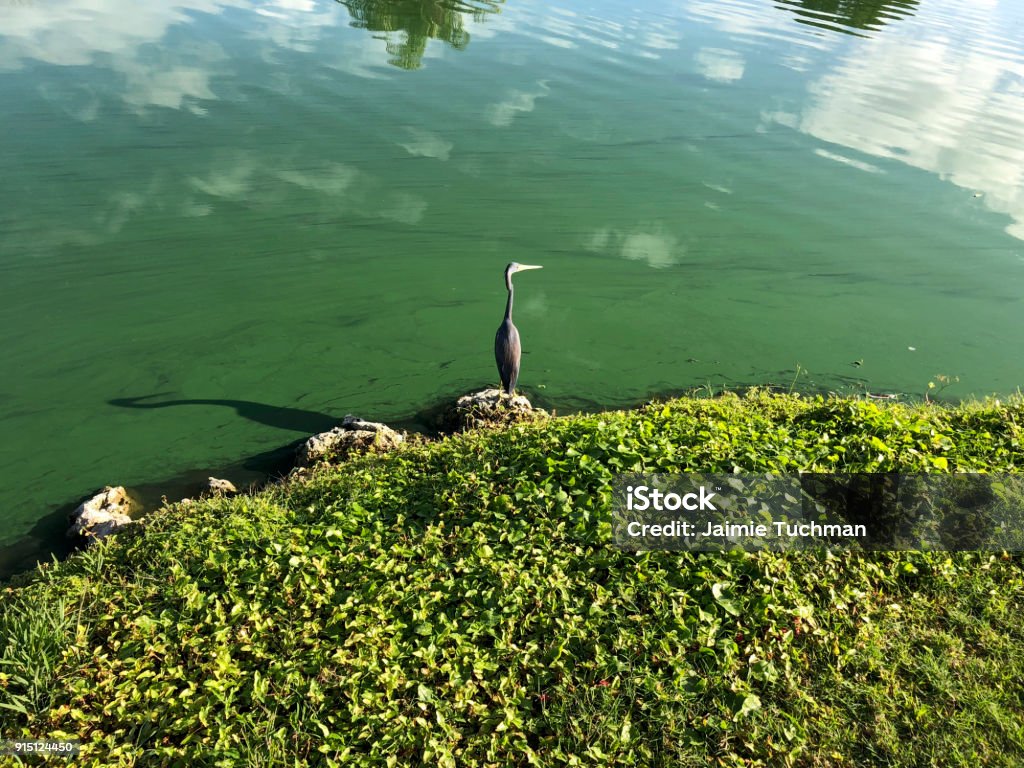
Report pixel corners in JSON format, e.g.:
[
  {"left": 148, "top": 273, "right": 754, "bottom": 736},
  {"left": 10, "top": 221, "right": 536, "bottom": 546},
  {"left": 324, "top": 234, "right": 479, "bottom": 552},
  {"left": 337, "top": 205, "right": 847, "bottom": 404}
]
[
  {"left": 736, "top": 694, "right": 762, "bottom": 719},
  {"left": 711, "top": 582, "right": 741, "bottom": 616}
]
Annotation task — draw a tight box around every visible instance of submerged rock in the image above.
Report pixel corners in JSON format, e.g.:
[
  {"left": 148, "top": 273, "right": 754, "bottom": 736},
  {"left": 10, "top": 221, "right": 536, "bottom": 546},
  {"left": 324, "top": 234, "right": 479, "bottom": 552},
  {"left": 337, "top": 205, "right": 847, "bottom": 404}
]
[
  {"left": 441, "top": 388, "right": 548, "bottom": 432},
  {"left": 67, "top": 486, "right": 136, "bottom": 542},
  {"left": 297, "top": 415, "right": 405, "bottom": 466}
]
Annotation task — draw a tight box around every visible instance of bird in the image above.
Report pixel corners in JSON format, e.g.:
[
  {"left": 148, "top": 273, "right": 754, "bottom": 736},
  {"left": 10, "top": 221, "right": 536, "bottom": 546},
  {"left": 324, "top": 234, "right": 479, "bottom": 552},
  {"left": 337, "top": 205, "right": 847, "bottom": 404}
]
[{"left": 494, "top": 262, "right": 542, "bottom": 396}]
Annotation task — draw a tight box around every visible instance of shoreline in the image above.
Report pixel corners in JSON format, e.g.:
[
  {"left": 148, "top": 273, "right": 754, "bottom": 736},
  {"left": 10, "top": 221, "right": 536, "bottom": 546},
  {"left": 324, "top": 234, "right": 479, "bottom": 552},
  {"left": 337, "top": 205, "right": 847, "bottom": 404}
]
[
  {"left": 1, "top": 386, "right": 545, "bottom": 583},
  {"left": 0, "top": 384, "right": 974, "bottom": 583}
]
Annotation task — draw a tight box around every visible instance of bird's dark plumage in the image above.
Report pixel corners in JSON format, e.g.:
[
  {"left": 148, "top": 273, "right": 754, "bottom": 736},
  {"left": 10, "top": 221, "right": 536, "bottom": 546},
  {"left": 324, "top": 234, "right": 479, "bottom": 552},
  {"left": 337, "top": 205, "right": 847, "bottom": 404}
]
[
  {"left": 494, "top": 262, "right": 541, "bottom": 396},
  {"left": 495, "top": 318, "right": 521, "bottom": 395}
]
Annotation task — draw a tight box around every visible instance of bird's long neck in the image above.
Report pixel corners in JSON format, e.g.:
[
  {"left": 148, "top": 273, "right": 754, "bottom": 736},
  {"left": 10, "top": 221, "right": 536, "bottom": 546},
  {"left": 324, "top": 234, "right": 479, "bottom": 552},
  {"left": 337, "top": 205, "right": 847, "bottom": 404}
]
[{"left": 504, "top": 273, "right": 514, "bottom": 322}]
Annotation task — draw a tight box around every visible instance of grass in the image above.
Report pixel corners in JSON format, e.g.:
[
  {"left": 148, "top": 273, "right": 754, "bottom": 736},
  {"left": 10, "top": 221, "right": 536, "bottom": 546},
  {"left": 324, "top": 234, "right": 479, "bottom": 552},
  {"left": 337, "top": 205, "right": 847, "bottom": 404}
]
[{"left": 1, "top": 390, "right": 1023, "bottom": 766}]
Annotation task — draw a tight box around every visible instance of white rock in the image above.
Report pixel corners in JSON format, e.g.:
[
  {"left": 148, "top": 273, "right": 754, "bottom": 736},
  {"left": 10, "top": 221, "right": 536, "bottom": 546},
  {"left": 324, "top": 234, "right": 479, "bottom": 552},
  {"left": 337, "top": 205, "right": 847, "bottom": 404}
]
[
  {"left": 455, "top": 388, "right": 533, "bottom": 411},
  {"left": 206, "top": 477, "right": 238, "bottom": 496},
  {"left": 296, "top": 415, "right": 404, "bottom": 466},
  {"left": 441, "top": 388, "right": 547, "bottom": 431},
  {"left": 67, "top": 486, "right": 134, "bottom": 541}
]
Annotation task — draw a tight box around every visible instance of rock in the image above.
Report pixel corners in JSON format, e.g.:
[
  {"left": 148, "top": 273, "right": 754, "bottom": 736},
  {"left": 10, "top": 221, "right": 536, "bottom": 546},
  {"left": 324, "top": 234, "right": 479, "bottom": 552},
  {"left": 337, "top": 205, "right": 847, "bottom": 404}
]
[
  {"left": 440, "top": 388, "right": 548, "bottom": 432},
  {"left": 297, "top": 414, "right": 404, "bottom": 466},
  {"left": 457, "top": 388, "right": 533, "bottom": 411},
  {"left": 67, "top": 486, "right": 136, "bottom": 541},
  {"left": 206, "top": 477, "right": 238, "bottom": 496}
]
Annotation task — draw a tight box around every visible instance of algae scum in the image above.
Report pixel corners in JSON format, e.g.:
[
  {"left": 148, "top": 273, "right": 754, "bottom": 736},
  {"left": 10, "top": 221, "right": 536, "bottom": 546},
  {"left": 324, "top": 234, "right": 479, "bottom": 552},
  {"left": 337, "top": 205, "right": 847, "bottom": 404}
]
[{"left": 3, "top": 0, "right": 1024, "bottom": 553}]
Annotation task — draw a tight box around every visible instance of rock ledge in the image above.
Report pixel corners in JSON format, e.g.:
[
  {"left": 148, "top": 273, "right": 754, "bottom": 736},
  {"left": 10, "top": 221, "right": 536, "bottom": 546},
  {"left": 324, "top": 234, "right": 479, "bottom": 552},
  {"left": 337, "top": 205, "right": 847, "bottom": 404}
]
[
  {"left": 297, "top": 415, "right": 405, "bottom": 466},
  {"left": 440, "top": 388, "right": 548, "bottom": 432}
]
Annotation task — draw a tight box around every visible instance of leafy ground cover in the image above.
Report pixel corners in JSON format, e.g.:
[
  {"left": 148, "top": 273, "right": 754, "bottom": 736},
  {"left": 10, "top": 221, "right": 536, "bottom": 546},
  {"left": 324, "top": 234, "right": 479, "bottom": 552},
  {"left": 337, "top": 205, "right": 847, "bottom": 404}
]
[{"left": 2, "top": 391, "right": 1023, "bottom": 766}]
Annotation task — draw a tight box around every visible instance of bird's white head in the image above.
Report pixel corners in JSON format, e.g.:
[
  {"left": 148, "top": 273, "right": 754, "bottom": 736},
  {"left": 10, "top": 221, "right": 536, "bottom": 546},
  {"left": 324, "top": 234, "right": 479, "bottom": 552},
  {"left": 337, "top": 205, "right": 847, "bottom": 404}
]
[{"left": 506, "top": 262, "right": 543, "bottom": 275}]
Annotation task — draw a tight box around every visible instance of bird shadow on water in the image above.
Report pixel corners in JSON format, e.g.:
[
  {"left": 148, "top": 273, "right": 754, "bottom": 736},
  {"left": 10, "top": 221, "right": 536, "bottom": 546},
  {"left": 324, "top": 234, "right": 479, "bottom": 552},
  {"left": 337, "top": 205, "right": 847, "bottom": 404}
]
[
  {"left": 0, "top": 395, "right": 345, "bottom": 583},
  {"left": 104, "top": 392, "right": 347, "bottom": 503},
  {"left": 108, "top": 393, "right": 341, "bottom": 435}
]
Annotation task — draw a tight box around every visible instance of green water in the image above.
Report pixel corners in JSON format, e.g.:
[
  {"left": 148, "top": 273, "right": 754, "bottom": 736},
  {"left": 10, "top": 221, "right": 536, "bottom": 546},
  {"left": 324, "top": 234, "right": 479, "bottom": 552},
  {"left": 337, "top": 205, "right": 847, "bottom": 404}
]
[{"left": 2, "top": 0, "right": 1023, "bottom": 571}]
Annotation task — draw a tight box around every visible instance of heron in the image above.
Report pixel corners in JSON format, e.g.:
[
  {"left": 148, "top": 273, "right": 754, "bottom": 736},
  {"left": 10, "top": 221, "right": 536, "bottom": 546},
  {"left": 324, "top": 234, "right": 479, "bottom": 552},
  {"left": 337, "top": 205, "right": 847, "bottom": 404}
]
[{"left": 495, "top": 262, "right": 543, "bottom": 396}]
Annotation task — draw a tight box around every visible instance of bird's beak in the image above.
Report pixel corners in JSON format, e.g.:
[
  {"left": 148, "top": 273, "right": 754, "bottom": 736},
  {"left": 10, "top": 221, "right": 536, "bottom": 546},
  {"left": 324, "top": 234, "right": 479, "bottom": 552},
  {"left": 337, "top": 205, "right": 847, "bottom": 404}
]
[{"left": 516, "top": 264, "right": 543, "bottom": 272}]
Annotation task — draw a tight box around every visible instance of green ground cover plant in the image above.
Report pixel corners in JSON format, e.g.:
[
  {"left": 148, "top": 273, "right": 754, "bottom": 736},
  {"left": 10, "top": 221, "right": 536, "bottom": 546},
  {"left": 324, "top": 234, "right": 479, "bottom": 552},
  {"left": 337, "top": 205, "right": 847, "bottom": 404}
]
[{"left": 1, "top": 391, "right": 1023, "bottom": 766}]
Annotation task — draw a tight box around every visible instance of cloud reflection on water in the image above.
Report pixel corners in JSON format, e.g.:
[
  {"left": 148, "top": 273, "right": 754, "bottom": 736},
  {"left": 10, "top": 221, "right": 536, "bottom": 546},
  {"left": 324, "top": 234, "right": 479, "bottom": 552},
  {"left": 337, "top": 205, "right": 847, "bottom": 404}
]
[
  {"left": 694, "top": 47, "right": 745, "bottom": 82},
  {"left": 485, "top": 80, "right": 551, "bottom": 127},
  {"left": 0, "top": 0, "right": 495, "bottom": 114},
  {"left": 185, "top": 152, "right": 430, "bottom": 224},
  {"left": 5, "top": 0, "right": 1024, "bottom": 244},
  {"left": 780, "top": 1, "right": 1024, "bottom": 240},
  {"left": 0, "top": 0, "right": 291, "bottom": 111},
  {"left": 585, "top": 226, "right": 683, "bottom": 269},
  {"left": 398, "top": 127, "right": 454, "bottom": 160},
  {"left": 689, "top": 0, "right": 1024, "bottom": 243}
]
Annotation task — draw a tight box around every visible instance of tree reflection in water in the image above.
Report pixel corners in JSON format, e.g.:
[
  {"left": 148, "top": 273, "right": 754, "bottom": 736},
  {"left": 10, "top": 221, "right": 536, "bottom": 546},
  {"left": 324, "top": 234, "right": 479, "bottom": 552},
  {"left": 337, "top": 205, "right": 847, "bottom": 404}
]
[
  {"left": 337, "top": 0, "right": 504, "bottom": 70},
  {"left": 775, "top": 0, "right": 919, "bottom": 37}
]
